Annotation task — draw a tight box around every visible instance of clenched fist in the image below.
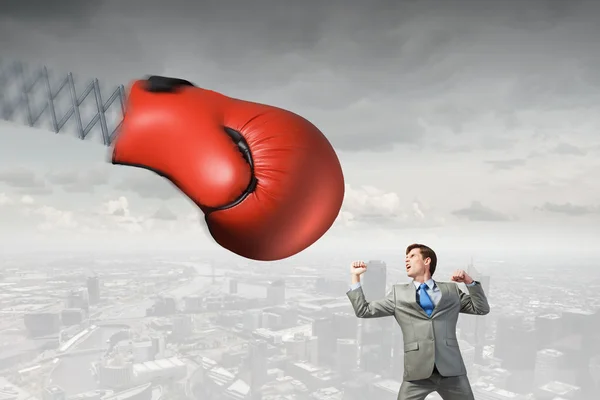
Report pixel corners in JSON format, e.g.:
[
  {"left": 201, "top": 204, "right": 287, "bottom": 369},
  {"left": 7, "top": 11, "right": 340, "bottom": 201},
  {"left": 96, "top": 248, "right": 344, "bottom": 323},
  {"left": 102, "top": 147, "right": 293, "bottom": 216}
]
[
  {"left": 451, "top": 269, "right": 474, "bottom": 285},
  {"left": 350, "top": 261, "right": 367, "bottom": 276}
]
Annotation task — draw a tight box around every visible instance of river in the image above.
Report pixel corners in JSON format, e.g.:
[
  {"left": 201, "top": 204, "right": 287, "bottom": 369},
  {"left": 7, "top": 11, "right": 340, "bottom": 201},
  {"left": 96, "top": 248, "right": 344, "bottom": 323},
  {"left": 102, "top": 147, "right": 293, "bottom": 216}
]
[{"left": 49, "top": 326, "right": 124, "bottom": 395}]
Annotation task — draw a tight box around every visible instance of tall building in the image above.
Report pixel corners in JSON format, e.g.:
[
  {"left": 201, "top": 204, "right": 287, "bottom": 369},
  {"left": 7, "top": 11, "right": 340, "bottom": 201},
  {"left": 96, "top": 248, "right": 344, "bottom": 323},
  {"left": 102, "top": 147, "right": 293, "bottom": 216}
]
[
  {"left": 246, "top": 340, "right": 268, "bottom": 399},
  {"left": 464, "top": 261, "right": 490, "bottom": 364},
  {"left": 534, "top": 348, "right": 566, "bottom": 387},
  {"left": 391, "top": 329, "right": 404, "bottom": 377},
  {"left": 336, "top": 339, "right": 358, "bottom": 378},
  {"left": 534, "top": 314, "right": 563, "bottom": 350},
  {"left": 332, "top": 312, "right": 357, "bottom": 340},
  {"left": 361, "top": 260, "right": 387, "bottom": 300},
  {"left": 359, "top": 260, "right": 393, "bottom": 375},
  {"left": 312, "top": 317, "right": 336, "bottom": 366},
  {"left": 66, "top": 288, "right": 89, "bottom": 311},
  {"left": 494, "top": 316, "right": 536, "bottom": 393},
  {"left": 553, "top": 309, "right": 599, "bottom": 397},
  {"left": 87, "top": 276, "right": 100, "bottom": 305},
  {"left": 24, "top": 312, "right": 61, "bottom": 337}
]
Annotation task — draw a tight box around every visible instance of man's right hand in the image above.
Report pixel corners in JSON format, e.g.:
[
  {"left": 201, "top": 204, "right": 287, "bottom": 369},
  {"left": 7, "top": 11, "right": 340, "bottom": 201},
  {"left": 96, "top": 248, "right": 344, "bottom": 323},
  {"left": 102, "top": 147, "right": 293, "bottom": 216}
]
[{"left": 351, "top": 261, "right": 367, "bottom": 276}]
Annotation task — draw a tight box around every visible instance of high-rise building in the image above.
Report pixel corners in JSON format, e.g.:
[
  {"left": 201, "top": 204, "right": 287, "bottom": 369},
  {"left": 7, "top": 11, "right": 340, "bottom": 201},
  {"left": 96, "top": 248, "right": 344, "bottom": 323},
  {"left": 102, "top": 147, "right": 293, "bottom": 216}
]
[
  {"left": 332, "top": 312, "right": 357, "bottom": 340},
  {"left": 24, "top": 312, "right": 61, "bottom": 337},
  {"left": 60, "top": 309, "right": 84, "bottom": 326},
  {"left": 362, "top": 260, "right": 387, "bottom": 300},
  {"left": 87, "top": 276, "right": 100, "bottom": 305},
  {"left": 312, "top": 316, "right": 336, "bottom": 366},
  {"left": 246, "top": 340, "right": 268, "bottom": 399},
  {"left": 534, "top": 348, "right": 567, "bottom": 388},
  {"left": 464, "top": 261, "right": 490, "bottom": 364},
  {"left": 534, "top": 314, "right": 563, "bottom": 350},
  {"left": 336, "top": 339, "right": 358, "bottom": 378},
  {"left": 66, "top": 288, "right": 89, "bottom": 311},
  {"left": 359, "top": 260, "right": 393, "bottom": 375},
  {"left": 553, "top": 309, "right": 599, "bottom": 397},
  {"left": 494, "top": 316, "right": 536, "bottom": 393},
  {"left": 391, "top": 329, "right": 404, "bottom": 377}
]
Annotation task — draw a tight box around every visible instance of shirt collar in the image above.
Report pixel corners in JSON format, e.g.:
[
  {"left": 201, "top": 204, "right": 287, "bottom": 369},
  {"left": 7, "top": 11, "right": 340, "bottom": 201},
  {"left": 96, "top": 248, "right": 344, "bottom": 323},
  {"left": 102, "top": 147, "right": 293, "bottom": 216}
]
[{"left": 413, "top": 279, "right": 435, "bottom": 290}]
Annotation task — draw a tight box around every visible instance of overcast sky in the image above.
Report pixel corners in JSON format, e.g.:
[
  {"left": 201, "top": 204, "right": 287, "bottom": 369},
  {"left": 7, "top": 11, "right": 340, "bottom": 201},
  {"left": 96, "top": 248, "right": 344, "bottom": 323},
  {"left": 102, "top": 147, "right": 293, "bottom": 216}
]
[{"left": 1, "top": 0, "right": 599, "bottom": 262}]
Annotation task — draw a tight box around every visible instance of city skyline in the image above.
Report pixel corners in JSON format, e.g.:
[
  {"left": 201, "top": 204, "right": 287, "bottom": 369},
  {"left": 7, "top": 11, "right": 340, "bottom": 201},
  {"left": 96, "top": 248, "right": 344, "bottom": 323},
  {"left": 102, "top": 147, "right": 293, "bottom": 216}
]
[{"left": 1, "top": 2, "right": 600, "bottom": 398}]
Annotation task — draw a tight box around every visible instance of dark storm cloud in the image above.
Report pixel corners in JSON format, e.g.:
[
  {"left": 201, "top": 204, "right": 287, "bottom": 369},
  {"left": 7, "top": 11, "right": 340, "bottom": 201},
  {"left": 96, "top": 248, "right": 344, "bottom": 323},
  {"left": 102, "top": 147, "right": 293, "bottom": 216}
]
[
  {"left": 536, "top": 202, "right": 598, "bottom": 216},
  {"left": 2, "top": 0, "right": 600, "bottom": 151},
  {"left": 452, "top": 201, "right": 511, "bottom": 222}
]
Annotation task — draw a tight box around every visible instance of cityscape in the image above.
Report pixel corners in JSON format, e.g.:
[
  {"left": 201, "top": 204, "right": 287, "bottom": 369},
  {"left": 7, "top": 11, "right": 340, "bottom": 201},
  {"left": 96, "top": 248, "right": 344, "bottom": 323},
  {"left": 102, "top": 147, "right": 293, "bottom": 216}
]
[
  {"left": 2, "top": 1, "right": 600, "bottom": 399},
  {"left": 0, "top": 252, "right": 598, "bottom": 400}
]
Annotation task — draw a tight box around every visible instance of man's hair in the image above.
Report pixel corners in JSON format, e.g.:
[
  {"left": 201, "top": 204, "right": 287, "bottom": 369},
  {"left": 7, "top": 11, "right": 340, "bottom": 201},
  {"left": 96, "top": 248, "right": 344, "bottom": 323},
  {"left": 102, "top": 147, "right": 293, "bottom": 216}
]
[{"left": 406, "top": 243, "right": 437, "bottom": 276}]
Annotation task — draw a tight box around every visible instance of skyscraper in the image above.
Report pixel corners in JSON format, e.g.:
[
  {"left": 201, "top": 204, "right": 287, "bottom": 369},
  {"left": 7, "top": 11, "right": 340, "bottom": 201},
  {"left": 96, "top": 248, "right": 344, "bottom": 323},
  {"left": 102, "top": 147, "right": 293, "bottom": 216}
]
[
  {"left": 312, "top": 316, "right": 336, "bottom": 366},
  {"left": 359, "top": 260, "right": 393, "bottom": 375},
  {"left": 466, "top": 260, "right": 490, "bottom": 364},
  {"left": 87, "top": 276, "right": 100, "bottom": 305}
]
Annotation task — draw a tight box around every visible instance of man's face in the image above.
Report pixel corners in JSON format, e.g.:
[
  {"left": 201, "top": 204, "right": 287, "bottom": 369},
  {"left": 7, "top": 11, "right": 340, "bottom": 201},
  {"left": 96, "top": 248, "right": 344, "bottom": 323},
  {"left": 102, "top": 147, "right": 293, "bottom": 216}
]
[{"left": 405, "top": 248, "right": 429, "bottom": 278}]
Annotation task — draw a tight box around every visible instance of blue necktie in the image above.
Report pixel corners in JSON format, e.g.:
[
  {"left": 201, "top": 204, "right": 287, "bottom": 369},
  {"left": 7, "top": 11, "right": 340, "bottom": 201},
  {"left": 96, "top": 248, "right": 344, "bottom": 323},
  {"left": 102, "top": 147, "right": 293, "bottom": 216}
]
[{"left": 418, "top": 283, "right": 434, "bottom": 317}]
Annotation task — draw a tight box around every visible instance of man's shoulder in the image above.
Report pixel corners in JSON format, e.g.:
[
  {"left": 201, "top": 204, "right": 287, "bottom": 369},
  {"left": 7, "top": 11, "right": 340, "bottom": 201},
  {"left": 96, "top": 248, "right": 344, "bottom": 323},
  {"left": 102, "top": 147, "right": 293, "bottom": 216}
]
[
  {"left": 391, "top": 282, "right": 412, "bottom": 290},
  {"left": 433, "top": 280, "right": 458, "bottom": 288},
  {"left": 392, "top": 282, "right": 412, "bottom": 287}
]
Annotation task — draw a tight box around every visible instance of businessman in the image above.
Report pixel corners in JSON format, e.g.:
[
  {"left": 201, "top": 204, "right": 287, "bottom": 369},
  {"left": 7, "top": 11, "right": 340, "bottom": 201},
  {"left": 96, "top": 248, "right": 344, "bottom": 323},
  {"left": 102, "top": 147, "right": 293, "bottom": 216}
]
[{"left": 346, "top": 243, "right": 490, "bottom": 400}]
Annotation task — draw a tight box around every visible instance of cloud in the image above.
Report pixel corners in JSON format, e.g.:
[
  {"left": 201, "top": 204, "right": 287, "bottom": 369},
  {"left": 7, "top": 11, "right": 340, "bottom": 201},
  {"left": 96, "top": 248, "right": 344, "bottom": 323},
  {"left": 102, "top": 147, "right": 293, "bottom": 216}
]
[
  {"left": 486, "top": 159, "right": 527, "bottom": 171},
  {"left": 0, "top": 193, "right": 13, "bottom": 206},
  {"left": 536, "top": 202, "right": 598, "bottom": 216},
  {"left": 0, "top": 167, "right": 53, "bottom": 195},
  {"left": 0, "top": 193, "right": 77, "bottom": 232},
  {"left": 452, "top": 201, "right": 512, "bottom": 222},
  {"left": 336, "top": 184, "right": 444, "bottom": 229},
  {"left": 20, "top": 195, "right": 34, "bottom": 205},
  {"left": 31, "top": 205, "right": 79, "bottom": 231},
  {"left": 551, "top": 142, "right": 587, "bottom": 156},
  {"left": 46, "top": 167, "right": 109, "bottom": 193},
  {"left": 150, "top": 205, "right": 178, "bottom": 221},
  {"left": 0, "top": 167, "right": 45, "bottom": 187},
  {"left": 114, "top": 171, "right": 180, "bottom": 200},
  {"left": 2, "top": 0, "right": 600, "bottom": 153}
]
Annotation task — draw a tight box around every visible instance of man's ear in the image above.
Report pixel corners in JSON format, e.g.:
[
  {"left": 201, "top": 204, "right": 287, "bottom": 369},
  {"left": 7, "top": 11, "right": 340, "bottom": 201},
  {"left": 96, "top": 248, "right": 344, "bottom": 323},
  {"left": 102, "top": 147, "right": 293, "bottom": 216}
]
[{"left": 424, "top": 257, "right": 431, "bottom": 266}]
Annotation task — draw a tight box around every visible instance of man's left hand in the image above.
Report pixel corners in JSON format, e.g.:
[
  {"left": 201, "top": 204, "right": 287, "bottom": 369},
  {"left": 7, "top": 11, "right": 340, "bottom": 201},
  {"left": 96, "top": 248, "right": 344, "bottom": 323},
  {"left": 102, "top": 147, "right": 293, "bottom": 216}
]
[{"left": 451, "top": 269, "right": 474, "bottom": 284}]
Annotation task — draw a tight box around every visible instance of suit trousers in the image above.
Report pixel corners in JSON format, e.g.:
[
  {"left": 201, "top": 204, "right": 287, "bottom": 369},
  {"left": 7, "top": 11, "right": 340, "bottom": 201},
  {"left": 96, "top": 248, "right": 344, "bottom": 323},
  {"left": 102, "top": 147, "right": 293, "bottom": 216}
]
[{"left": 398, "top": 366, "right": 475, "bottom": 400}]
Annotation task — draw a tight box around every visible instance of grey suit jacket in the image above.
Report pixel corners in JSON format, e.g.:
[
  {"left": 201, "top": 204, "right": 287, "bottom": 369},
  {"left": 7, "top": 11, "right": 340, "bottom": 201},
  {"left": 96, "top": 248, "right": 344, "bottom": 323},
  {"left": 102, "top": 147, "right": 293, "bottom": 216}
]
[{"left": 346, "top": 281, "right": 490, "bottom": 381}]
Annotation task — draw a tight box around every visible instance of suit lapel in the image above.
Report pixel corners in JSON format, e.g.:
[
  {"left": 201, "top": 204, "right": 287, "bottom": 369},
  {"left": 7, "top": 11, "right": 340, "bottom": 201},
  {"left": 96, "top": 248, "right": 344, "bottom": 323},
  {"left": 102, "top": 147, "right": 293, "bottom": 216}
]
[
  {"left": 404, "top": 283, "right": 429, "bottom": 317},
  {"left": 430, "top": 281, "right": 448, "bottom": 318}
]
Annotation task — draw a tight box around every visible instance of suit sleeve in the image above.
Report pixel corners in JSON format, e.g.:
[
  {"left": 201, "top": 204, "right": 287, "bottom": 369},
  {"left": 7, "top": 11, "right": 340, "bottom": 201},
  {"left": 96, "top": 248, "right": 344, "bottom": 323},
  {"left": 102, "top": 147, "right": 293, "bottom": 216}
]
[
  {"left": 456, "top": 282, "right": 490, "bottom": 315},
  {"left": 346, "top": 285, "right": 395, "bottom": 318}
]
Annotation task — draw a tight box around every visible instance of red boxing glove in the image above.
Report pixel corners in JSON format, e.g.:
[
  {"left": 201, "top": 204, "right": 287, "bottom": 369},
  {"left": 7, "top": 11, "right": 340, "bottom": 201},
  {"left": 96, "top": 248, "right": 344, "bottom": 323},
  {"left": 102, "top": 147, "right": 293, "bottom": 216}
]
[{"left": 111, "top": 76, "right": 345, "bottom": 261}]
